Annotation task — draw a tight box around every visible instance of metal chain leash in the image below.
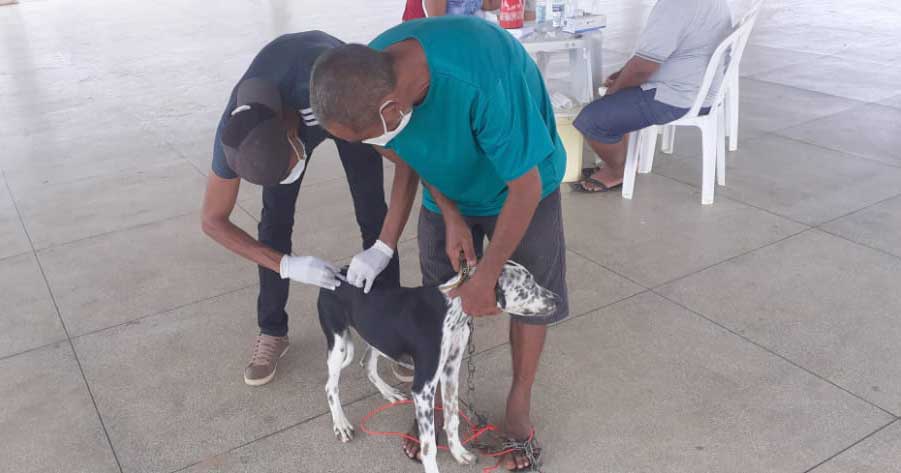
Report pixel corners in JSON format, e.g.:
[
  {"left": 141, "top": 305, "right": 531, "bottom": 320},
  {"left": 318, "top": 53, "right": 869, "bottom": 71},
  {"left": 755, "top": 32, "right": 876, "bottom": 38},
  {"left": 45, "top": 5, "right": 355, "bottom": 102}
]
[{"left": 456, "top": 255, "right": 493, "bottom": 448}]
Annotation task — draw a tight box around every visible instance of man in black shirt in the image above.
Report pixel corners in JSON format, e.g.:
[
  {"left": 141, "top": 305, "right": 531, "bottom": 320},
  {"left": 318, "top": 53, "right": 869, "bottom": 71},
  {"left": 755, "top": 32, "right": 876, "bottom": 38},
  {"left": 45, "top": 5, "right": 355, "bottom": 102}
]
[{"left": 202, "top": 32, "right": 401, "bottom": 386}]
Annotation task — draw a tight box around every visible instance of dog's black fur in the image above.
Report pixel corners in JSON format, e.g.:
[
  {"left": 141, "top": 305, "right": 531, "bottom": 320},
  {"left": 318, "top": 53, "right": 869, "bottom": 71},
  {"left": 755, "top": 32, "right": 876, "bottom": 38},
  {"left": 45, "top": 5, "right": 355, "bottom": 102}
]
[{"left": 317, "top": 276, "right": 447, "bottom": 392}]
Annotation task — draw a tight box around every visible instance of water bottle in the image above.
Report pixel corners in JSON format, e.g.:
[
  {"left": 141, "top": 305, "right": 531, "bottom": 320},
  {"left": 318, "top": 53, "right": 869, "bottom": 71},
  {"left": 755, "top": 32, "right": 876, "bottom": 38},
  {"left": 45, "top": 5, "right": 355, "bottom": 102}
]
[
  {"left": 535, "top": 0, "right": 547, "bottom": 23},
  {"left": 551, "top": 0, "right": 565, "bottom": 27}
]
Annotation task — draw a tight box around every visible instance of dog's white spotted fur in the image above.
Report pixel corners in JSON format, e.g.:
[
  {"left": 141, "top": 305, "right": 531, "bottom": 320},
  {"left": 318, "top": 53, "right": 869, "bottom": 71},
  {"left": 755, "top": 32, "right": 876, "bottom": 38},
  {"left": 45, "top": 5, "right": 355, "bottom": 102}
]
[{"left": 322, "top": 261, "right": 558, "bottom": 473}]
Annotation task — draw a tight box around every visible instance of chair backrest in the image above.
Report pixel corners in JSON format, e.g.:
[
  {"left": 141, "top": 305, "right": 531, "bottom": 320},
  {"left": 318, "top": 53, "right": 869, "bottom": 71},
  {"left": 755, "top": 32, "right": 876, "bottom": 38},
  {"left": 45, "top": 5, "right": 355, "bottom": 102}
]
[{"left": 682, "top": 0, "right": 764, "bottom": 118}]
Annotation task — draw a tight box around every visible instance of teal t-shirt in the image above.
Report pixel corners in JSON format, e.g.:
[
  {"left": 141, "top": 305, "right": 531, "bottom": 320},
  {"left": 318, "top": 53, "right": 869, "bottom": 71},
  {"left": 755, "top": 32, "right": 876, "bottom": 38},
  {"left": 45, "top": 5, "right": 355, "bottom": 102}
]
[{"left": 369, "top": 16, "right": 566, "bottom": 217}]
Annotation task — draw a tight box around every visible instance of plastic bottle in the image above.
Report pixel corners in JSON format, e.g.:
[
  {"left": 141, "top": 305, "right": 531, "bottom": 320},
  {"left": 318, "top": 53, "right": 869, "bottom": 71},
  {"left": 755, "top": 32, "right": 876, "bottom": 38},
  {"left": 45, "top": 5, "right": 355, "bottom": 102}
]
[
  {"left": 551, "top": 0, "right": 565, "bottom": 27},
  {"left": 499, "top": 0, "right": 524, "bottom": 29},
  {"left": 535, "top": 0, "right": 547, "bottom": 23}
]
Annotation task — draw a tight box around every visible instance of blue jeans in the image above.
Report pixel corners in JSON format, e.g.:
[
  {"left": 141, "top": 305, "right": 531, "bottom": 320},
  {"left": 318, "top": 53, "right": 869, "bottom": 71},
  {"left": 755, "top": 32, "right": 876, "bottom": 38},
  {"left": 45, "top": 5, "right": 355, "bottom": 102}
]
[{"left": 573, "top": 87, "right": 701, "bottom": 144}]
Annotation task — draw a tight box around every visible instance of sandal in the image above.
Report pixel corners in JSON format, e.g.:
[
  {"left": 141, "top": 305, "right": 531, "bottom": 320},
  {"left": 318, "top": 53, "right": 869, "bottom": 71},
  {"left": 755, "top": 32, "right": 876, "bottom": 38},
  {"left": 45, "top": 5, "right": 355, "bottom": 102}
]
[
  {"left": 392, "top": 354, "right": 415, "bottom": 383},
  {"left": 494, "top": 431, "right": 542, "bottom": 472},
  {"left": 570, "top": 176, "right": 622, "bottom": 193},
  {"left": 581, "top": 165, "right": 601, "bottom": 179}
]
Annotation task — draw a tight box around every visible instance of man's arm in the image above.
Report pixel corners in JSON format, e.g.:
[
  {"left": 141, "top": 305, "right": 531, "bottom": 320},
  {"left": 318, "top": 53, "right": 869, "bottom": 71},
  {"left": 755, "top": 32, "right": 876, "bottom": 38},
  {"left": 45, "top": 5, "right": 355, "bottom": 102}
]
[
  {"left": 374, "top": 147, "right": 420, "bottom": 250},
  {"left": 472, "top": 168, "right": 542, "bottom": 280},
  {"left": 607, "top": 56, "right": 660, "bottom": 95},
  {"left": 481, "top": 0, "right": 501, "bottom": 11},
  {"left": 446, "top": 168, "right": 542, "bottom": 316},
  {"left": 421, "top": 182, "right": 476, "bottom": 272},
  {"left": 423, "top": 0, "right": 447, "bottom": 16},
  {"left": 201, "top": 174, "right": 284, "bottom": 273}
]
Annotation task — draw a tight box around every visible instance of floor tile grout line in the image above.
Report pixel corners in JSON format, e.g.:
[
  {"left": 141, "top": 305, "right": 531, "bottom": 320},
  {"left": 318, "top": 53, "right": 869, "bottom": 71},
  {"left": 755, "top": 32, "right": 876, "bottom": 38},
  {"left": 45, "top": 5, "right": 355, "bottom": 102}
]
[
  {"left": 816, "top": 225, "right": 901, "bottom": 265},
  {"left": 68, "top": 282, "right": 260, "bottom": 342},
  {"left": 1, "top": 170, "right": 125, "bottom": 473},
  {"left": 568, "top": 217, "right": 810, "bottom": 293},
  {"left": 0, "top": 337, "right": 70, "bottom": 363},
  {"left": 649, "top": 226, "right": 812, "bottom": 291},
  {"left": 815, "top": 189, "right": 901, "bottom": 228},
  {"left": 0, "top": 248, "right": 34, "bottom": 265},
  {"left": 566, "top": 247, "right": 649, "bottom": 290},
  {"left": 803, "top": 418, "right": 900, "bottom": 473},
  {"left": 769, "top": 131, "right": 901, "bottom": 171},
  {"left": 31, "top": 209, "right": 202, "bottom": 254},
  {"left": 647, "top": 164, "right": 816, "bottom": 228},
  {"left": 653, "top": 289, "right": 900, "bottom": 419},
  {"left": 741, "top": 74, "right": 869, "bottom": 108},
  {"left": 166, "top": 388, "right": 390, "bottom": 473},
  {"left": 650, "top": 130, "right": 901, "bottom": 230}
]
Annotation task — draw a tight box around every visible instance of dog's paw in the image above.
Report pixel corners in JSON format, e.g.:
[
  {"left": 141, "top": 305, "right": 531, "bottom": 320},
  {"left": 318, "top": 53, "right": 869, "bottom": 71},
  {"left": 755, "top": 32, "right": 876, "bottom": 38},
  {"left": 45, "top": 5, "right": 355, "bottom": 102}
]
[
  {"left": 381, "top": 388, "right": 408, "bottom": 403},
  {"left": 451, "top": 448, "right": 477, "bottom": 465},
  {"left": 333, "top": 418, "right": 355, "bottom": 443}
]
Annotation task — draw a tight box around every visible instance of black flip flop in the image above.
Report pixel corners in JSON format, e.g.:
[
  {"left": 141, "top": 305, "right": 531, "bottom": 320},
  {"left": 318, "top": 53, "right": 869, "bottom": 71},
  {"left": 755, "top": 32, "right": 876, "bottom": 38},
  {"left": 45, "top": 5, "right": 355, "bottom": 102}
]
[{"left": 570, "top": 176, "right": 623, "bottom": 193}]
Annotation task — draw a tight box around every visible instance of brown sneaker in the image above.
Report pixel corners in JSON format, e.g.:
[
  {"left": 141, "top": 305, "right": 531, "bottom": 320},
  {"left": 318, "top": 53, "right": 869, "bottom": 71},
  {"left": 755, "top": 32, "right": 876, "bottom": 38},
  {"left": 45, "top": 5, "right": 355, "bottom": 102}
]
[{"left": 244, "top": 334, "right": 289, "bottom": 386}]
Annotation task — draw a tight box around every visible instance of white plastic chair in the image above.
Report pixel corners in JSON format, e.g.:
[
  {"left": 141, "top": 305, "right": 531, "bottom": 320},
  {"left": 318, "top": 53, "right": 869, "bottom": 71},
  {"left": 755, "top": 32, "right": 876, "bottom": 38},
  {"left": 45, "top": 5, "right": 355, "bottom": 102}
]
[
  {"left": 662, "top": 0, "right": 764, "bottom": 155},
  {"left": 622, "top": 5, "right": 761, "bottom": 205}
]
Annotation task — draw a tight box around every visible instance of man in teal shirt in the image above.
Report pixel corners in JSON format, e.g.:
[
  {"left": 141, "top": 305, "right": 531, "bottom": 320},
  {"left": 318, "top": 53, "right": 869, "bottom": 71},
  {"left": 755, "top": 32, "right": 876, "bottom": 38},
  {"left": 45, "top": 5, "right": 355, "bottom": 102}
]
[{"left": 311, "top": 16, "right": 568, "bottom": 471}]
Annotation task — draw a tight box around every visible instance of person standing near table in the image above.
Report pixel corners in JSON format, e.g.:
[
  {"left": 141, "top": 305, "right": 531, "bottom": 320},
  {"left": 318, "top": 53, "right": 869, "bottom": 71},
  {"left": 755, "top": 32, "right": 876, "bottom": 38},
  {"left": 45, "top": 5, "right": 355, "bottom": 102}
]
[
  {"left": 402, "top": 0, "right": 501, "bottom": 21},
  {"left": 202, "top": 31, "right": 400, "bottom": 387}
]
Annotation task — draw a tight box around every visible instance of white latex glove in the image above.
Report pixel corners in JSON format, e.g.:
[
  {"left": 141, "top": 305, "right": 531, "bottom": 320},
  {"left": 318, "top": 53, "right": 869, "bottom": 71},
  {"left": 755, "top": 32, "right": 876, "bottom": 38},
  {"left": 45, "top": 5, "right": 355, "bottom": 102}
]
[
  {"left": 279, "top": 255, "right": 341, "bottom": 290},
  {"left": 346, "top": 240, "right": 394, "bottom": 294}
]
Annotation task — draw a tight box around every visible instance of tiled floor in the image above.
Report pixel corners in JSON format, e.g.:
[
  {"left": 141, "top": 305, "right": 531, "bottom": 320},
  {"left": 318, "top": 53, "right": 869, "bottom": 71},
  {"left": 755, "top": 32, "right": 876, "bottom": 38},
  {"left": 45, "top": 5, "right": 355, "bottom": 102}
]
[{"left": 2, "top": 0, "right": 900, "bottom": 472}]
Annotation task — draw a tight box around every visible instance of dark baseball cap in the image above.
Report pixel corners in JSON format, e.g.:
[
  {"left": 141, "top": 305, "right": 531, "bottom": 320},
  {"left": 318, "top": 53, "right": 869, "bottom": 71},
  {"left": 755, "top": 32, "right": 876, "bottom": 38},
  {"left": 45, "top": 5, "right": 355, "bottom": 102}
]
[{"left": 220, "top": 78, "right": 294, "bottom": 186}]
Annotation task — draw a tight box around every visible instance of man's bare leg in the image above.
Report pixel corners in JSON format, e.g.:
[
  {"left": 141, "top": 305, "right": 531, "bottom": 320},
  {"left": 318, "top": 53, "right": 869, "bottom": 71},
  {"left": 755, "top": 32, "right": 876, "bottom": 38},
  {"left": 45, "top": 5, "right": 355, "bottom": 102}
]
[
  {"left": 580, "top": 135, "right": 629, "bottom": 191},
  {"left": 501, "top": 320, "right": 547, "bottom": 470}
]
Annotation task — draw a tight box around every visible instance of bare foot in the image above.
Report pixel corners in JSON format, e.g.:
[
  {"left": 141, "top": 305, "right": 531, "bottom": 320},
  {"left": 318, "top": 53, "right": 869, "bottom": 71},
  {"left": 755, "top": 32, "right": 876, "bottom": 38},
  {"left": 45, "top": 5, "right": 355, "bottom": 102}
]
[
  {"left": 497, "top": 433, "right": 541, "bottom": 471},
  {"left": 401, "top": 417, "right": 446, "bottom": 462}
]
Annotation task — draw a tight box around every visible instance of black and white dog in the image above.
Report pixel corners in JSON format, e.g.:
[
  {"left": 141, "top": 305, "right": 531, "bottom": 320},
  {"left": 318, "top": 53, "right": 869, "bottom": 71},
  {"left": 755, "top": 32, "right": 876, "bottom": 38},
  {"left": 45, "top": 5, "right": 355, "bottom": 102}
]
[{"left": 317, "top": 261, "right": 559, "bottom": 473}]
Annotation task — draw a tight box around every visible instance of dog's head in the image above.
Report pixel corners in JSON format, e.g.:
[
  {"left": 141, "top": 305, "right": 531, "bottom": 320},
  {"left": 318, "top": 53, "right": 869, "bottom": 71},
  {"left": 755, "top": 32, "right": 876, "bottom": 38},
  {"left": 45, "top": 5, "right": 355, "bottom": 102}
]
[{"left": 495, "top": 261, "right": 560, "bottom": 318}]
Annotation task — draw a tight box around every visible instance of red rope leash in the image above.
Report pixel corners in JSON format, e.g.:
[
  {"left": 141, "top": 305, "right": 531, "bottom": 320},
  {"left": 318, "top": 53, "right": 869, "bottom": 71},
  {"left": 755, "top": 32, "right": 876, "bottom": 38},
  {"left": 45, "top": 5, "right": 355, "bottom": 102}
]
[{"left": 358, "top": 399, "right": 533, "bottom": 473}]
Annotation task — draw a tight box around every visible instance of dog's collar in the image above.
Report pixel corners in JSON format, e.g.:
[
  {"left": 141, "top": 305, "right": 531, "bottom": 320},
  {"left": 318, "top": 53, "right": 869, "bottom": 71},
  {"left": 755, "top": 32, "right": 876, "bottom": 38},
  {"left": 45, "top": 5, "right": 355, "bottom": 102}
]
[{"left": 439, "top": 260, "right": 475, "bottom": 293}]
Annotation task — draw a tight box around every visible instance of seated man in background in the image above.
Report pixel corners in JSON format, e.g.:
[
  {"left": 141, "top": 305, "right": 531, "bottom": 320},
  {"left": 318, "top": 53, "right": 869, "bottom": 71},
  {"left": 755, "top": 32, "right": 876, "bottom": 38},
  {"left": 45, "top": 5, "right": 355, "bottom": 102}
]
[{"left": 572, "top": 0, "right": 732, "bottom": 192}]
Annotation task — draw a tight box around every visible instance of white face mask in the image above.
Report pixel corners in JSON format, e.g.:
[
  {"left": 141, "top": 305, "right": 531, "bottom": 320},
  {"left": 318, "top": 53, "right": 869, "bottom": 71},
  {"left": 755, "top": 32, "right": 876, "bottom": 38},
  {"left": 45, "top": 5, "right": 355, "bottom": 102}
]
[
  {"left": 281, "top": 132, "right": 306, "bottom": 185},
  {"left": 280, "top": 160, "right": 305, "bottom": 185},
  {"left": 362, "top": 100, "right": 412, "bottom": 146}
]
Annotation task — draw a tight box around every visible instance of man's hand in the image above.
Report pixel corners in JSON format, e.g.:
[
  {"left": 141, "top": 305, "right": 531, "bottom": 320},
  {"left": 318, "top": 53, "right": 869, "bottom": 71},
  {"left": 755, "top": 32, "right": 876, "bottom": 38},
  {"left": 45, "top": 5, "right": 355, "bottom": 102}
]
[
  {"left": 604, "top": 70, "right": 621, "bottom": 87},
  {"left": 449, "top": 271, "right": 502, "bottom": 316},
  {"left": 279, "top": 255, "right": 341, "bottom": 290},
  {"left": 445, "top": 212, "right": 476, "bottom": 273},
  {"left": 346, "top": 240, "right": 394, "bottom": 293}
]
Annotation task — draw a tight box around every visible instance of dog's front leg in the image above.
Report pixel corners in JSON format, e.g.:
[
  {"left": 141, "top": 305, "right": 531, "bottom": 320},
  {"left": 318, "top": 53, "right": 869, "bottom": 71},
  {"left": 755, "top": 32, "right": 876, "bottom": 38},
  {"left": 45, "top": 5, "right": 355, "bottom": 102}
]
[
  {"left": 413, "top": 381, "right": 440, "bottom": 473},
  {"left": 441, "top": 327, "right": 476, "bottom": 465},
  {"left": 326, "top": 332, "right": 354, "bottom": 443},
  {"left": 366, "top": 349, "right": 408, "bottom": 402}
]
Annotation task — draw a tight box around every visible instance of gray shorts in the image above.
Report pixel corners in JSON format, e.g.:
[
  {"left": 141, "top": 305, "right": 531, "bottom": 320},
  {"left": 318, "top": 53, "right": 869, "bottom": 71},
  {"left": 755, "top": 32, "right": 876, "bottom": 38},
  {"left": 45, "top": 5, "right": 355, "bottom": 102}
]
[{"left": 417, "top": 189, "right": 569, "bottom": 325}]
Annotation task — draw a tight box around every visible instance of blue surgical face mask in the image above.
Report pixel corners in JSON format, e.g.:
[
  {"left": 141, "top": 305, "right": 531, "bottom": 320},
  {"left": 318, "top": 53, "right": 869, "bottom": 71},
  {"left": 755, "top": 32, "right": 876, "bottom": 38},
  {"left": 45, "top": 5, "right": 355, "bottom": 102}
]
[{"left": 362, "top": 101, "right": 412, "bottom": 146}]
